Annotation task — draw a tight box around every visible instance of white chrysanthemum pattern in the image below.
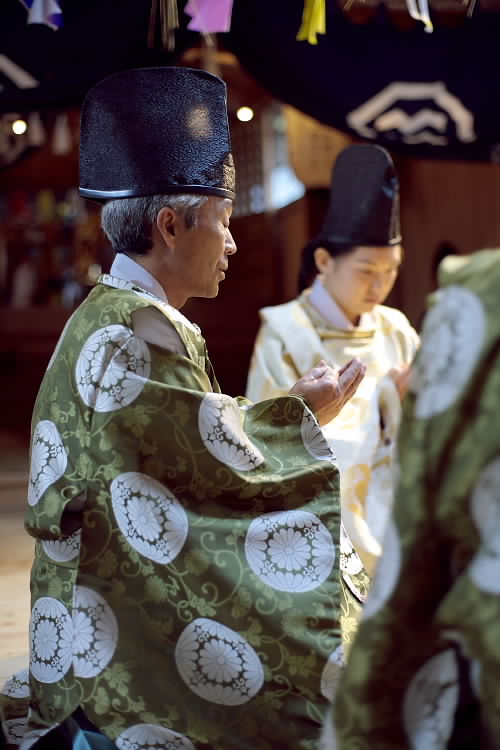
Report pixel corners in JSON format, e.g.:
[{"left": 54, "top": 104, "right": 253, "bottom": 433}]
[
  {"left": 111, "top": 472, "right": 188, "bottom": 564},
  {"left": 116, "top": 723, "right": 196, "bottom": 750},
  {"left": 411, "top": 287, "right": 486, "bottom": 419},
  {"left": 245, "top": 510, "right": 335, "bottom": 592},
  {"left": 301, "top": 411, "right": 335, "bottom": 462},
  {"left": 29, "top": 597, "right": 72, "bottom": 683},
  {"left": 467, "top": 458, "right": 500, "bottom": 593},
  {"left": 403, "top": 650, "right": 459, "bottom": 750},
  {"left": 1, "top": 668, "right": 30, "bottom": 698},
  {"left": 72, "top": 586, "right": 118, "bottom": 678},
  {"left": 320, "top": 645, "right": 345, "bottom": 703},
  {"left": 339, "top": 524, "right": 363, "bottom": 576},
  {"left": 175, "top": 618, "right": 264, "bottom": 706},
  {"left": 28, "top": 421, "right": 67, "bottom": 506},
  {"left": 76, "top": 324, "right": 151, "bottom": 412},
  {"left": 42, "top": 530, "right": 81, "bottom": 563},
  {"left": 362, "top": 518, "right": 401, "bottom": 620},
  {"left": 198, "top": 393, "right": 264, "bottom": 471}
]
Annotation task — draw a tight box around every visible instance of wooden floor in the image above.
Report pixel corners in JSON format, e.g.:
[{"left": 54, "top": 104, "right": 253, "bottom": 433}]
[
  {"left": 0, "top": 424, "right": 32, "bottom": 692},
  {"left": 0, "top": 509, "right": 32, "bottom": 686}
]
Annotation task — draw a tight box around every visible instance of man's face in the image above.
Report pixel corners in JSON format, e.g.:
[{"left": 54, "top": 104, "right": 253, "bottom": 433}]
[{"left": 171, "top": 196, "right": 236, "bottom": 304}]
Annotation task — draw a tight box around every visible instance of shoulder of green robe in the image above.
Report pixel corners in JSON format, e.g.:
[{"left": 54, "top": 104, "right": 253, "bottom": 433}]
[{"left": 75, "top": 277, "right": 208, "bottom": 369}]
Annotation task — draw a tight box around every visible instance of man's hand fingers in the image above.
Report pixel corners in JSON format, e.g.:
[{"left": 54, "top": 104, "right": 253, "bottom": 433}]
[{"left": 338, "top": 359, "right": 365, "bottom": 390}]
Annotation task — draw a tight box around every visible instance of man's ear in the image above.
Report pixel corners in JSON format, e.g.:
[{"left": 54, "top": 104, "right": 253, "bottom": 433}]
[{"left": 156, "top": 206, "right": 179, "bottom": 250}]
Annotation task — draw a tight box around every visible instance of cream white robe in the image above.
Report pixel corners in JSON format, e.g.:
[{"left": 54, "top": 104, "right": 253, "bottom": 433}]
[{"left": 246, "top": 286, "right": 419, "bottom": 573}]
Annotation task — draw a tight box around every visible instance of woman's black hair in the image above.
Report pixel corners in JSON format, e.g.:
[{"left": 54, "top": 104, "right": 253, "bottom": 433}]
[{"left": 297, "top": 239, "right": 355, "bottom": 292}]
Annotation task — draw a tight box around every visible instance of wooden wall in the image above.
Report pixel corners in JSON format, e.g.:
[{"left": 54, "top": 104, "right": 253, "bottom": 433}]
[{"left": 2, "top": 156, "right": 500, "bottom": 438}]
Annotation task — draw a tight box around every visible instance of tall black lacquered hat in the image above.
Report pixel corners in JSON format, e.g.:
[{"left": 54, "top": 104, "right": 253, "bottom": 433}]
[
  {"left": 79, "top": 67, "right": 235, "bottom": 201},
  {"left": 318, "top": 144, "right": 401, "bottom": 247}
]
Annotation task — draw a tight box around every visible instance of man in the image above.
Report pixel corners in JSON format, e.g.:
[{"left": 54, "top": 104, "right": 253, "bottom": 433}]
[
  {"left": 329, "top": 248, "right": 500, "bottom": 748},
  {"left": 0, "top": 67, "right": 365, "bottom": 750}
]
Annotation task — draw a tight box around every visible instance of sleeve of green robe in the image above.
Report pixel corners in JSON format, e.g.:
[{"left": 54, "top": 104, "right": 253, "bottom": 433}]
[
  {"left": 3, "top": 284, "right": 361, "bottom": 750},
  {"left": 331, "top": 249, "right": 500, "bottom": 749}
]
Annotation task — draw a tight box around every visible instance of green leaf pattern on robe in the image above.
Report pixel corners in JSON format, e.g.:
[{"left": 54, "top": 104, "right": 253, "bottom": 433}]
[
  {"left": 332, "top": 249, "right": 500, "bottom": 749},
  {"left": 1, "top": 276, "right": 368, "bottom": 750}
]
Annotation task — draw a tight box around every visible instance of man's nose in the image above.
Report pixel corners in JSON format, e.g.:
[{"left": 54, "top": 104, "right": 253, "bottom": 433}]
[{"left": 225, "top": 230, "right": 237, "bottom": 255}]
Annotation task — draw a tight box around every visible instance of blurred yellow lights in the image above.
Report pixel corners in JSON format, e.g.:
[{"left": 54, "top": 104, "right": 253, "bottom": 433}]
[
  {"left": 12, "top": 119, "right": 28, "bottom": 135},
  {"left": 236, "top": 106, "right": 254, "bottom": 123}
]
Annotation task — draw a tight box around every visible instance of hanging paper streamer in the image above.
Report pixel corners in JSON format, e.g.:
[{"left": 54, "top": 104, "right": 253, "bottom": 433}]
[
  {"left": 148, "top": 0, "right": 179, "bottom": 51},
  {"left": 296, "top": 0, "right": 326, "bottom": 45},
  {"left": 19, "top": 0, "right": 63, "bottom": 30},
  {"left": 184, "top": 0, "right": 235, "bottom": 33},
  {"left": 405, "top": 0, "right": 434, "bottom": 32},
  {"left": 52, "top": 112, "right": 72, "bottom": 155}
]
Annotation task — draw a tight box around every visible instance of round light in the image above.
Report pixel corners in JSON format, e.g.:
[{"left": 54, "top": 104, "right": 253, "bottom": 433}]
[
  {"left": 12, "top": 119, "right": 28, "bottom": 135},
  {"left": 236, "top": 106, "right": 254, "bottom": 123}
]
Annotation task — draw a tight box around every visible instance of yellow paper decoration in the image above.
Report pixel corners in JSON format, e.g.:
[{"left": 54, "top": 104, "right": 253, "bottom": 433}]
[{"left": 296, "top": 0, "right": 326, "bottom": 45}]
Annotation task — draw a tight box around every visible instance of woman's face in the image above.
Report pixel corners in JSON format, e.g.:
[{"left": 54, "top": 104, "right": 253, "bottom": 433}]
[{"left": 315, "top": 244, "right": 402, "bottom": 324}]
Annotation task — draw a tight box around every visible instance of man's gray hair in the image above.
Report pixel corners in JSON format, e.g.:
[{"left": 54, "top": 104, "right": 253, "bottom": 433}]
[{"left": 101, "top": 193, "right": 208, "bottom": 255}]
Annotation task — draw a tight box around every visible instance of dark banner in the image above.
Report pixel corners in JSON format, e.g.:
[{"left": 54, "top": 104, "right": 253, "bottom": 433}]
[
  {"left": 1, "top": 0, "right": 500, "bottom": 161},
  {"left": 226, "top": 0, "right": 500, "bottom": 162}
]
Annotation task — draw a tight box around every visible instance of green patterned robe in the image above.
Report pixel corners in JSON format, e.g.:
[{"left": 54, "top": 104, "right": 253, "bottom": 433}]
[
  {"left": 332, "top": 249, "right": 500, "bottom": 749},
  {"left": 0, "top": 274, "right": 367, "bottom": 750}
]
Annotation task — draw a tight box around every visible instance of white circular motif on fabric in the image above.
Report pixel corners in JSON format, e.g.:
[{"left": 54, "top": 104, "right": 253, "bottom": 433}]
[
  {"left": 116, "top": 723, "right": 196, "bottom": 750},
  {"left": 72, "top": 586, "right": 118, "bottom": 679},
  {"left": 301, "top": 411, "right": 334, "bottom": 462},
  {"left": 111, "top": 472, "right": 188, "bottom": 564},
  {"left": 320, "top": 645, "right": 345, "bottom": 703},
  {"left": 245, "top": 510, "right": 335, "bottom": 592},
  {"left": 340, "top": 524, "right": 363, "bottom": 576},
  {"left": 1, "top": 668, "right": 30, "bottom": 698},
  {"left": 468, "top": 458, "right": 500, "bottom": 593},
  {"left": 46, "top": 311, "right": 76, "bottom": 370},
  {"left": 411, "top": 287, "right": 486, "bottom": 419},
  {"left": 29, "top": 597, "right": 73, "bottom": 683},
  {"left": 175, "top": 618, "right": 264, "bottom": 706},
  {"left": 198, "top": 393, "right": 265, "bottom": 471},
  {"left": 42, "top": 530, "right": 81, "bottom": 563},
  {"left": 362, "top": 518, "right": 401, "bottom": 620},
  {"left": 403, "top": 650, "right": 459, "bottom": 750},
  {"left": 470, "top": 458, "right": 500, "bottom": 555},
  {"left": 76, "top": 324, "right": 151, "bottom": 412},
  {"left": 28, "top": 420, "right": 67, "bottom": 507}
]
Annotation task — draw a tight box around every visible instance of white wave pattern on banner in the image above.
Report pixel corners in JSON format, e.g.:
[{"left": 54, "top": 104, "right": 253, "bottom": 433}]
[{"left": 347, "top": 82, "right": 476, "bottom": 146}]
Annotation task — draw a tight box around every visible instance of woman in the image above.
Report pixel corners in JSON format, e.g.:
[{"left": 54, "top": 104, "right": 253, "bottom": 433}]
[{"left": 246, "top": 145, "right": 419, "bottom": 584}]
